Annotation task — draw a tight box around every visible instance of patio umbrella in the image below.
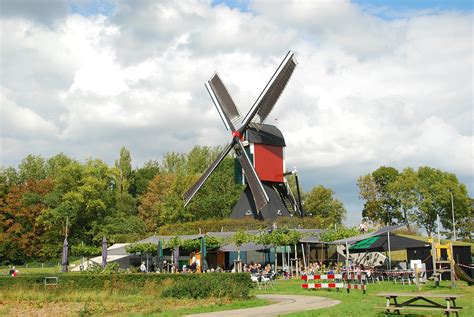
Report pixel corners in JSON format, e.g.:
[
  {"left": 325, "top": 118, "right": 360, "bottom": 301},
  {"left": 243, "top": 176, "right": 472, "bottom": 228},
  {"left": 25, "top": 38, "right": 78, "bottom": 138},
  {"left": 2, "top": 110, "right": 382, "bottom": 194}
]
[
  {"left": 200, "top": 236, "right": 207, "bottom": 272},
  {"left": 61, "top": 237, "right": 68, "bottom": 272},
  {"left": 156, "top": 239, "right": 163, "bottom": 271},
  {"left": 101, "top": 236, "right": 107, "bottom": 268},
  {"left": 173, "top": 247, "right": 179, "bottom": 272}
]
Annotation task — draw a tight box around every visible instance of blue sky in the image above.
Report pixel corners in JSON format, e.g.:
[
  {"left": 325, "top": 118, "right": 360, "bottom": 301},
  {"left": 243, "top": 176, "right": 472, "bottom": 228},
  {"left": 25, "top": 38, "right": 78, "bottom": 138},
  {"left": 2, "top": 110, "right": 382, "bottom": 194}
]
[{"left": 212, "top": 0, "right": 473, "bottom": 13}]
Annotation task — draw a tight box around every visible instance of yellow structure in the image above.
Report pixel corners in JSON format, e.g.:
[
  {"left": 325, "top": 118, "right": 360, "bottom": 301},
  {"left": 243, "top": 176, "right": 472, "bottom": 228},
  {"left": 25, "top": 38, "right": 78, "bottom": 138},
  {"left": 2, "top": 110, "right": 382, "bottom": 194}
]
[{"left": 429, "top": 239, "right": 455, "bottom": 288}]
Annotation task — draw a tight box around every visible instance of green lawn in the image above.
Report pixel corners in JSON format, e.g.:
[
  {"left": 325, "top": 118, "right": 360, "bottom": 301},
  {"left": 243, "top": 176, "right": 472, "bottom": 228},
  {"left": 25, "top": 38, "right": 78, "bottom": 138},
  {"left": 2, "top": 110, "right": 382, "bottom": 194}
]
[
  {"left": 255, "top": 278, "right": 473, "bottom": 316},
  {"left": 1, "top": 270, "right": 472, "bottom": 316}
]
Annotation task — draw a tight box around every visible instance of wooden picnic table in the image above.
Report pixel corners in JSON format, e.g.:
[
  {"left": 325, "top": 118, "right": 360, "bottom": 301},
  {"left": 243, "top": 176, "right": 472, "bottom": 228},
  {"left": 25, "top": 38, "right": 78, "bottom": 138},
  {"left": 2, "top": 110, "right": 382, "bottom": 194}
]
[{"left": 376, "top": 292, "right": 462, "bottom": 316}]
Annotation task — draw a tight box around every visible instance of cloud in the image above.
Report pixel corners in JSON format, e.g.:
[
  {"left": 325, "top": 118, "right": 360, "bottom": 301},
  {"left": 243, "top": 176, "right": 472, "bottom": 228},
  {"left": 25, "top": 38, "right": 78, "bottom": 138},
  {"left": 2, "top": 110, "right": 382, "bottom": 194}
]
[
  {"left": 0, "top": 0, "right": 69, "bottom": 26},
  {"left": 1, "top": 0, "right": 472, "bottom": 226}
]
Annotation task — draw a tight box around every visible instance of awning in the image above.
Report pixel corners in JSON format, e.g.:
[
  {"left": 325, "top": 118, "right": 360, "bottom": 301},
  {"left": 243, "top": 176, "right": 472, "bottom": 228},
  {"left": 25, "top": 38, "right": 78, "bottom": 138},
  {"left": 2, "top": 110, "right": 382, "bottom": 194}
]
[
  {"left": 349, "top": 234, "right": 429, "bottom": 253},
  {"left": 331, "top": 224, "right": 405, "bottom": 245}
]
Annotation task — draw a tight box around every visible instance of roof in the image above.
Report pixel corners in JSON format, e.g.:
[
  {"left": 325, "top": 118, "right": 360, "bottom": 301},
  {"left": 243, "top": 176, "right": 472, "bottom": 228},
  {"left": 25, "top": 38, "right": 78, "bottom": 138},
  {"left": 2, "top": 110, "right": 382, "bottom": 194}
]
[
  {"left": 246, "top": 124, "right": 285, "bottom": 147},
  {"left": 331, "top": 224, "right": 405, "bottom": 245},
  {"left": 348, "top": 234, "right": 429, "bottom": 252},
  {"left": 90, "top": 254, "right": 130, "bottom": 264},
  {"left": 219, "top": 242, "right": 270, "bottom": 252},
  {"left": 136, "top": 234, "right": 203, "bottom": 244}
]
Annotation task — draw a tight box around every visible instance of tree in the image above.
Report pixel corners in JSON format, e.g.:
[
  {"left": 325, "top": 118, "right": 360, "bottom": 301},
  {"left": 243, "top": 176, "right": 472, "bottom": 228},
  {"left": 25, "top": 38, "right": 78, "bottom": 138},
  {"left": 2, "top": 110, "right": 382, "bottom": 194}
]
[
  {"left": 18, "top": 154, "right": 47, "bottom": 182},
  {"left": 357, "top": 174, "right": 384, "bottom": 224},
  {"left": 304, "top": 185, "right": 346, "bottom": 224},
  {"left": 45, "top": 153, "right": 75, "bottom": 179},
  {"left": 387, "top": 168, "right": 418, "bottom": 226},
  {"left": 131, "top": 160, "right": 160, "bottom": 196},
  {"left": 319, "top": 226, "right": 359, "bottom": 242},
  {"left": 0, "top": 179, "right": 53, "bottom": 262},
  {"left": 138, "top": 173, "right": 180, "bottom": 231},
  {"left": 71, "top": 244, "right": 101, "bottom": 259},
  {"left": 186, "top": 158, "right": 244, "bottom": 220},
  {"left": 114, "top": 147, "right": 136, "bottom": 215},
  {"left": 457, "top": 198, "right": 473, "bottom": 241},
  {"left": 416, "top": 167, "right": 470, "bottom": 238},
  {"left": 359, "top": 166, "right": 471, "bottom": 237},
  {"left": 232, "top": 230, "right": 251, "bottom": 261},
  {"left": 372, "top": 166, "right": 400, "bottom": 224}
]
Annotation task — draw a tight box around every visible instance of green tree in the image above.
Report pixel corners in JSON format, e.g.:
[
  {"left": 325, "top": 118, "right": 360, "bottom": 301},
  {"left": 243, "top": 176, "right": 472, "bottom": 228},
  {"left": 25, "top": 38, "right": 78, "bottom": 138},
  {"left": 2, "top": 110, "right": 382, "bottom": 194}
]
[
  {"left": 18, "top": 154, "right": 47, "bottom": 182},
  {"left": 232, "top": 230, "right": 251, "bottom": 261},
  {"left": 319, "top": 226, "right": 359, "bottom": 242},
  {"left": 387, "top": 168, "right": 418, "bottom": 226},
  {"left": 114, "top": 147, "right": 136, "bottom": 215},
  {"left": 372, "top": 166, "right": 400, "bottom": 224},
  {"left": 303, "top": 185, "right": 346, "bottom": 224},
  {"left": 131, "top": 160, "right": 160, "bottom": 196},
  {"left": 457, "top": 198, "right": 473, "bottom": 241}
]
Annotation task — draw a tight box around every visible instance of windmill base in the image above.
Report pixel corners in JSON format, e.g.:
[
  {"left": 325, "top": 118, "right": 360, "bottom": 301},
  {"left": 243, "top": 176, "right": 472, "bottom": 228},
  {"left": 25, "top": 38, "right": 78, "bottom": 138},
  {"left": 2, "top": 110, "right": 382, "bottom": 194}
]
[{"left": 230, "top": 182, "right": 292, "bottom": 220}]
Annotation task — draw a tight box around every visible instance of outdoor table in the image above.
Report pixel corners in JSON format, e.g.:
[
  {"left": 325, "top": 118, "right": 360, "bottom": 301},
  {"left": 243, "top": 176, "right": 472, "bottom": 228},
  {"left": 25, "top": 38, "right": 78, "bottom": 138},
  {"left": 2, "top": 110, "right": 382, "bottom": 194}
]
[{"left": 376, "top": 292, "right": 462, "bottom": 316}]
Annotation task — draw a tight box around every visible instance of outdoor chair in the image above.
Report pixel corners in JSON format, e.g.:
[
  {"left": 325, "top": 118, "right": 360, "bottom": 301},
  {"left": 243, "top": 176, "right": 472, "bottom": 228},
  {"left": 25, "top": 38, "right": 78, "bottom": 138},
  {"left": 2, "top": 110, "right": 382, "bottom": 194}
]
[
  {"left": 367, "top": 271, "right": 381, "bottom": 284},
  {"left": 251, "top": 272, "right": 275, "bottom": 289}
]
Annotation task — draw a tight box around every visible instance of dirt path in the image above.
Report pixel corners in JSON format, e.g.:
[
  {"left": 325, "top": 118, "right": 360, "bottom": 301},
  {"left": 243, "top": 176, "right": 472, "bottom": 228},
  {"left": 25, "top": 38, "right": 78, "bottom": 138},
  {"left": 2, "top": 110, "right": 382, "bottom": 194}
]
[{"left": 186, "top": 294, "right": 341, "bottom": 317}]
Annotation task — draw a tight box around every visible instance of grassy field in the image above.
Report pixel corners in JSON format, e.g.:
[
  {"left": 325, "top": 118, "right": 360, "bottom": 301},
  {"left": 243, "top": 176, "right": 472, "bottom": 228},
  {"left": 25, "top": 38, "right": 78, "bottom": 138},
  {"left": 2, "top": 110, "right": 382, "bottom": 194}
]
[
  {"left": 256, "top": 278, "right": 473, "bottom": 316},
  {"left": 0, "top": 285, "right": 267, "bottom": 316},
  {"left": 1, "top": 272, "right": 472, "bottom": 316}
]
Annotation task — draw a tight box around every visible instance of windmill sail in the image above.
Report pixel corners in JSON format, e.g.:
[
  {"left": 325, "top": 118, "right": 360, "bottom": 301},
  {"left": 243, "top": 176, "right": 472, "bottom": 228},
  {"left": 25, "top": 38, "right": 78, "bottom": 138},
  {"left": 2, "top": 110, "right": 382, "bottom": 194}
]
[
  {"left": 233, "top": 140, "right": 269, "bottom": 211},
  {"left": 183, "top": 142, "right": 233, "bottom": 206},
  {"left": 242, "top": 51, "right": 297, "bottom": 127},
  {"left": 206, "top": 73, "right": 241, "bottom": 130}
]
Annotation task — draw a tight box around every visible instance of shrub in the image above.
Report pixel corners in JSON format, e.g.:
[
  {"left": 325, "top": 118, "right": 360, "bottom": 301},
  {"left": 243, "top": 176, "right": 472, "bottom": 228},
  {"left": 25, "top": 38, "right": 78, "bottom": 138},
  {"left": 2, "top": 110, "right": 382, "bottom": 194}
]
[
  {"left": 0, "top": 273, "right": 252, "bottom": 299},
  {"left": 161, "top": 273, "right": 252, "bottom": 299}
]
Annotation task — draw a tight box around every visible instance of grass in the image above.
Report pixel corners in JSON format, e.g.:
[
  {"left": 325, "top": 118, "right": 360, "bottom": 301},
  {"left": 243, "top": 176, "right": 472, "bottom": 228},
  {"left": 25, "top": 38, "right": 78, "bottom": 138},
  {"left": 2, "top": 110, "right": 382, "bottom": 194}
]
[
  {"left": 255, "top": 278, "right": 473, "bottom": 316},
  {"left": 0, "top": 286, "right": 267, "bottom": 316},
  {"left": 1, "top": 268, "right": 472, "bottom": 316}
]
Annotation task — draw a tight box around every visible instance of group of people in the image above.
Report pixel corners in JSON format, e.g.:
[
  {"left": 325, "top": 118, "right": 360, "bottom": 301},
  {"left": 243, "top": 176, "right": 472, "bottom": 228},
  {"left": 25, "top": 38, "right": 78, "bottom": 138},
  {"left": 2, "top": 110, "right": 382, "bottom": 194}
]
[
  {"left": 240, "top": 262, "right": 273, "bottom": 276},
  {"left": 305, "top": 261, "right": 374, "bottom": 275},
  {"left": 2, "top": 267, "right": 18, "bottom": 276}
]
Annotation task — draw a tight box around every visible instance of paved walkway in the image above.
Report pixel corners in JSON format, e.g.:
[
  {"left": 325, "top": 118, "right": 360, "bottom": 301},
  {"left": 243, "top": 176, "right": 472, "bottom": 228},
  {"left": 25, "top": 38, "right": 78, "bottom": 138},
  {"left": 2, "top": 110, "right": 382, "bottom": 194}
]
[{"left": 186, "top": 294, "right": 341, "bottom": 317}]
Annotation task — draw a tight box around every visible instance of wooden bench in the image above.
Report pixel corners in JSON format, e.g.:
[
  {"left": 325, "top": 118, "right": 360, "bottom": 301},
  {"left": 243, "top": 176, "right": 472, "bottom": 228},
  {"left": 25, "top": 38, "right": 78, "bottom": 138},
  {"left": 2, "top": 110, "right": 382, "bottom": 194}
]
[{"left": 376, "top": 292, "right": 462, "bottom": 316}]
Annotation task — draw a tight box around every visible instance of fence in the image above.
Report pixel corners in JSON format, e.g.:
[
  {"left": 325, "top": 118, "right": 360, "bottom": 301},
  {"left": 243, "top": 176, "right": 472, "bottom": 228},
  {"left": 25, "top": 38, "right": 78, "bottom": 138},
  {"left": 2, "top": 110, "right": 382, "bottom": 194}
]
[{"left": 302, "top": 272, "right": 367, "bottom": 294}]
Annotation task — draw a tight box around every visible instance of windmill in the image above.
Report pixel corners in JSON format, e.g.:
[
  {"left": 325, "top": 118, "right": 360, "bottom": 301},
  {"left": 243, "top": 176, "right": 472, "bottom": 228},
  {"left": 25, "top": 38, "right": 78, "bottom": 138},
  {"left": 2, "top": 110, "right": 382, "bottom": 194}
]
[{"left": 183, "top": 51, "right": 302, "bottom": 220}]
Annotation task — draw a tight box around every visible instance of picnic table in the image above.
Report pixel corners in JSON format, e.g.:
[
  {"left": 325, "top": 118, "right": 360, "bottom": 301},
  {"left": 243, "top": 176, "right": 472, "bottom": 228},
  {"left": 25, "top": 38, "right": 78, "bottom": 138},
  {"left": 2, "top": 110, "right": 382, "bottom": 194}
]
[{"left": 377, "top": 292, "right": 462, "bottom": 316}]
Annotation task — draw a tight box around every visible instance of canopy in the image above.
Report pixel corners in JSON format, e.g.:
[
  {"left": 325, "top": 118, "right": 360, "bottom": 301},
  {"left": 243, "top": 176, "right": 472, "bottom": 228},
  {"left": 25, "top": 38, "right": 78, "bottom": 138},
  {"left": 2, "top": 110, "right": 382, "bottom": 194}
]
[
  {"left": 219, "top": 242, "right": 270, "bottom": 252},
  {"left": 349, "top": 233, "right": 428, "bottom": 253},
  {"left": 331, "top": 224, "right": 405, "bottom": 245}
]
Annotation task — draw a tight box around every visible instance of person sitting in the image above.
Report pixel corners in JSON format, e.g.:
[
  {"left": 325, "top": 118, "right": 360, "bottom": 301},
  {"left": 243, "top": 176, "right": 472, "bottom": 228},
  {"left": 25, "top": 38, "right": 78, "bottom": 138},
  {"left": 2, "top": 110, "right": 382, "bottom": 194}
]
[
  {"left": 189, "top": 252, "right": 197, "bottom": 272},
  {"left": 249, "top": 262, "right": 258, "bottom": 274},
  {"left": 139, "top": 262, "right": 146, "bottom": 273}
]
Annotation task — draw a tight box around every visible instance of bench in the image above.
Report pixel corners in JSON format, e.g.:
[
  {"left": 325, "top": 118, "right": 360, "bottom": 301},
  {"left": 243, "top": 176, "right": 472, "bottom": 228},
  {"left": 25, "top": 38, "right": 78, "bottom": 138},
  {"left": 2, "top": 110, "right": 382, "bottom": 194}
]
[
  {"left": 377, "top": 292, "right": 462, "bottom": 316},
  {"left": 44, "top": 276, "right": 59, "bottom": 288}
]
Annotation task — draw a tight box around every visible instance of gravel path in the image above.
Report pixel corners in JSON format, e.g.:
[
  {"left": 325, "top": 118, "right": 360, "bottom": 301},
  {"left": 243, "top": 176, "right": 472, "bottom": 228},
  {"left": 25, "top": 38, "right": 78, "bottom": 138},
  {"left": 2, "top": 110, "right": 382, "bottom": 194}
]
[{"left": 186, "top": 294, "right": 341, "bottom": 317}]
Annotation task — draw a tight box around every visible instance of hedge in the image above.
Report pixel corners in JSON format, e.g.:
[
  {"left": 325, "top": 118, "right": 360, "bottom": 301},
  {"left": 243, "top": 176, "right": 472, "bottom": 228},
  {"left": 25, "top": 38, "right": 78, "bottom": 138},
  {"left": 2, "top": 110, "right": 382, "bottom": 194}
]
[
  {"left": 158, "top": 217, "right": 332, "bottom": 235},
  {"left": 0, "top": 273, "right": 252, "bottom": 299}
]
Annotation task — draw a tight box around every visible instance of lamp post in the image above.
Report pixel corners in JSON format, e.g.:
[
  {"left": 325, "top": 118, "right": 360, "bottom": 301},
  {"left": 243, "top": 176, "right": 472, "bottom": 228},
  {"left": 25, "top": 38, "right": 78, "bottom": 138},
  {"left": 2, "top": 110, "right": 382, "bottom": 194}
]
[{"left": 449, "top": 189, "right": 456, "bottom": 241}]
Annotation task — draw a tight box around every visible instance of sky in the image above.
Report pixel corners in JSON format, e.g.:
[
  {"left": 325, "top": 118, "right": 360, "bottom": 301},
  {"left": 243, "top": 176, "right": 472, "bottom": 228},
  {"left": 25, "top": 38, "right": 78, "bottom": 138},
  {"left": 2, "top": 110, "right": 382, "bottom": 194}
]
[{"left": 1, "top": 0, "right": 473, "bottom": 226}]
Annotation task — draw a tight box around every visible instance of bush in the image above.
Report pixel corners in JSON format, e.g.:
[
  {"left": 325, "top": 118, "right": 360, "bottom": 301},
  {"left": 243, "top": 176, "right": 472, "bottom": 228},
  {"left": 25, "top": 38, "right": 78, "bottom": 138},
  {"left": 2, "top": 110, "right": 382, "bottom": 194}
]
[
  {"left": 0, "top": 273, "right": 252, "bottom": 299},
  {"left": 161, "top": 273, "right": 252, "bottom": 299}
]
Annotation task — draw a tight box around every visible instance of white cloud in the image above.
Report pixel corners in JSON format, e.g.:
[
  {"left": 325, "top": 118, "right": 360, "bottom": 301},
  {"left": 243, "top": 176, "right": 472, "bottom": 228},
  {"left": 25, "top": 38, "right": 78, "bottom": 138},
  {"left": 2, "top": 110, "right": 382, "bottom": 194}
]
[{"left": 0, "top": 0, "right": 472, "bottom": 225}]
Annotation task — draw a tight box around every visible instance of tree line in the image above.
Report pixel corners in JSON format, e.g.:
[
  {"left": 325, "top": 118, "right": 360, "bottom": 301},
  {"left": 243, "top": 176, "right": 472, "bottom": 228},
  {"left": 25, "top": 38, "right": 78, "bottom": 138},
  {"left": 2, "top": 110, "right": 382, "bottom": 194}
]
[
  {"left": 0, "top": 146, "right": 346, "bottom": 263},
  {"left": 357, "top": 166, "right": 472, "bottom": 239}
]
